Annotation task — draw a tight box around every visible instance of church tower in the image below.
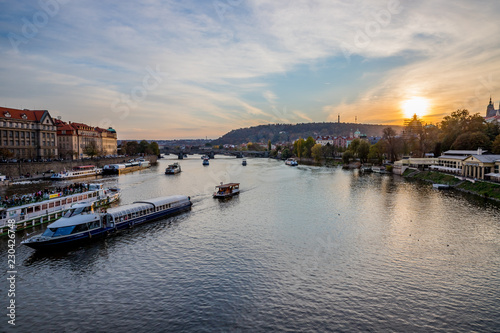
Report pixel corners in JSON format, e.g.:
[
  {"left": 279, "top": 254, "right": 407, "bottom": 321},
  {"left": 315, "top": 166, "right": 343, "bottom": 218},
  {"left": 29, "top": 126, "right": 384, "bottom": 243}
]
[{"left": 486, "top": 96, "right": 496, "bottom": 117}]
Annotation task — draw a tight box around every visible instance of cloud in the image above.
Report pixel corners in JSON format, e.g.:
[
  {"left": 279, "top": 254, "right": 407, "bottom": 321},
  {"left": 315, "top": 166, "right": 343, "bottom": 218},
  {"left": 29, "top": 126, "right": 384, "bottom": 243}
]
[{"left": 0, "top": 0, "right": 499, "bottom": 138}]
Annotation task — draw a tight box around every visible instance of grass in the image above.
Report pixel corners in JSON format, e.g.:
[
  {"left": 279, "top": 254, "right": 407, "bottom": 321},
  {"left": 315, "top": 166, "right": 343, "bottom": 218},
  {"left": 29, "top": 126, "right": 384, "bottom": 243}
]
[
  {"left": 457, "top": 181, "right": 500, "bottom": 200},
  {"left": 407, "top": 171, "right": 462, "bottom": 185}
]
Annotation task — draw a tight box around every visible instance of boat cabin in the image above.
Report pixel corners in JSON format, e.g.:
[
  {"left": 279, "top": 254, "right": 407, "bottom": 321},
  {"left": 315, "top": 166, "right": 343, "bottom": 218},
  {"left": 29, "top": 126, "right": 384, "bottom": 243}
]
[{"left": 213, "top": 183, "right": 240, "bottom": 198}]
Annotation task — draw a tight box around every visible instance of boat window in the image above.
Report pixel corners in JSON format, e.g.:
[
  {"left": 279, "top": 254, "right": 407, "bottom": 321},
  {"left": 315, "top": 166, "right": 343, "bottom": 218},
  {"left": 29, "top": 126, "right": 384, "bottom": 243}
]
[
  {"left": 87, "top": 220, "right": 100, "bottom": 229},
  {"left": 72, "top": 223, "right": 89, "bottom": 234},
  {"left": 42, "top": 228, "right": 56, "bottom": 237},
  {"left": 61, "top": 199, "right": 66, "bottom": 204},
  {"left": 27, "top": 207, "right": 34, "bottom": 214},
  {"left": 42, "top": 204, "right": 47, "bottom": 210},
  {"left": 53, "top": 226, "right": 75, "bottom": 237},
  {"left": 78, "top": 196, "right": 83, "bottom": 200},
  {"left": 55, "top": 201, "right": 60, "bottom": 207},
  {"left": 35, "top": 205, "right": 41, "bottom": 212},
  {"left": 49, "top": 202, "right": 54, "bottom": 208},
  {"left": 83, "top": 194, "right": 87, "bottom": 199}
]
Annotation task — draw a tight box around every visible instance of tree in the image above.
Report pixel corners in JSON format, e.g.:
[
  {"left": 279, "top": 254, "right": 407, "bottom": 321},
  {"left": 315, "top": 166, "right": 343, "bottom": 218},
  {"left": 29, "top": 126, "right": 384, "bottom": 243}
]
[
  {"left": 281, "top": 148, "right": 292, "bottom": 159},
  {"left": 382, "top": 127, "right": 400, "bottom": 162},
  {"left": 368, "top": 141, "right": 384, "bottom": 164},
  {"left": 303, "top": 136, "right": 316, "bottom": 158},
  {"left": 83, "top": 141, "right": 99, "bottom": 158},
  {"left": 0, "top": 148, "right": 14, "bottom": 160},
  {"left": 357, "top": 140, "right": 370, "bottom": 163},
  {"left": 268, "top": 140, "right": 271, "bottom": 151},
  {"left": 440, "top": 109, "right": 486, "bottom": 151},
  {"left": 293, "top": 138, "right": 305, "bottom": 159},
  {"left": 492, "top": 134, "right": 500, "bottom": 154},
  {"left": 451, "top": 132, "right": 491, "bottom": 150},
  {"left": 342, "top": 151, "right": 353, "bottom": 164},
  {"left": 348, "top": 138, "right": 361, "bottom": 157},
  {"left": 149, "top": 142, "right": 160, "bottom": 155},
  {"left": 125, "top": 141, "right": 139, "bottom": 155},
  {"left": 311, "top": 143, "right": 323, "bottom": 162}
]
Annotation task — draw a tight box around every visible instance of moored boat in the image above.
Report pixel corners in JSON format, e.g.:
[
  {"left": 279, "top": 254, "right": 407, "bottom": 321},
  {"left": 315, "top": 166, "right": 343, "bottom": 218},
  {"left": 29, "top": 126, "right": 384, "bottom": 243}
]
[
  {"left": 51, "top": 165, "right": 102, "bottom": 180},
  {"left": 21, "top": 195, "right": 192, "bottom": 250},
  {"left": 103, "top": 159, "right": 150, "bottom": 175},
  {"left": 0, "top": 184, "right": 121, "bottom": 235},
  {"left": 242, "top": 159, "right": 247, "bottom": 166},
  {"left": 213, "top": 183, "right": 240, "bottom": 198},
  {"left": 285, "top": 158, "right": 298, "bottom": 166},
  {"left": 165, "top": 163, "right": 182, "bottom": 174},
  {"left": 203, "top": 158, "right": 209, "bottom": 166}
]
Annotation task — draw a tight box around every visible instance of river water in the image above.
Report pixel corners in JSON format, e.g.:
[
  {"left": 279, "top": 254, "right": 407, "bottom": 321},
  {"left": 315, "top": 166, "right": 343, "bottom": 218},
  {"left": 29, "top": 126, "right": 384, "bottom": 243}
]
[{"left": 1, "top": 156, "right": 499, "bottom": 332}]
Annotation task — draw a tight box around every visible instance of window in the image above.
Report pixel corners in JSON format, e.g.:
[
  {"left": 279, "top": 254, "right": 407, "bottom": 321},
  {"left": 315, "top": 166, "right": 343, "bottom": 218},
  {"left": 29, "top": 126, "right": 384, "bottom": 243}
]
[
  {"left": 49, "top": 202, "right": 54, "bottom": 208},
  {"left": 53, "top": 226, "right": 75, "bottom": 237}
]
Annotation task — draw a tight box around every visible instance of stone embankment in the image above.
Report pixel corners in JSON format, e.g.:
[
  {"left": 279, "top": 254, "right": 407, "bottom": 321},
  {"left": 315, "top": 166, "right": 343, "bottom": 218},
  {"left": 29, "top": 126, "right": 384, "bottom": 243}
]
[{"left": 0, "top": 155, "right": 158, "bottom": 180}]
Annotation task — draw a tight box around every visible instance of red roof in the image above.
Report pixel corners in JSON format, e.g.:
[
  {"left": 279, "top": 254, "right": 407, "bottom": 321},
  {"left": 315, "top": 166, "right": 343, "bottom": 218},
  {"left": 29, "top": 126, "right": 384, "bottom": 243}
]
[{"left": 0, "top": 106, "right": 48, "bottom": 122}]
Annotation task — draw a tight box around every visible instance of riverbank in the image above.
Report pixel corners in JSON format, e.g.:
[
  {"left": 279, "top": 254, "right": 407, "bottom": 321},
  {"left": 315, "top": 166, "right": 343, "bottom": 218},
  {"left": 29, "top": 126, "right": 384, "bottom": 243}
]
[
  {"left": 402, "top": 169, "right": 500, "bottom": 202},
  {"left": 0, "top": 155, "right": 157, "bottom": 181}
]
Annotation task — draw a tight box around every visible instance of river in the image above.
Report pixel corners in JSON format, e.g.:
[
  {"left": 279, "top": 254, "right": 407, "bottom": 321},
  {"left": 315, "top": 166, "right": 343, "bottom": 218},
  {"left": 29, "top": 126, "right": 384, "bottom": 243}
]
[{"left": 1, "top": 156, "right": 499, "bottom": 332}]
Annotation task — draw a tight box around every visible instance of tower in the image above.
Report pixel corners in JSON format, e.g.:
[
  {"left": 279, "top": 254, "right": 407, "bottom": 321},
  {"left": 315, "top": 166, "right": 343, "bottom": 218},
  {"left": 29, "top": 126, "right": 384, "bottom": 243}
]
[{"left": 486, "top": 96, "right": 496, "bottom": 118}]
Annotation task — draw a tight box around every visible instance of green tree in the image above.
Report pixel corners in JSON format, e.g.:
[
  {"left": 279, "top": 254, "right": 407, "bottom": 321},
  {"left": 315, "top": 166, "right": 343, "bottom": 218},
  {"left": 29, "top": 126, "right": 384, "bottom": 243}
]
[
  {"left": 83, "top": 141, "right": 99, "bottom": 158},
  {"left": 0, "top": 148, "right": 14, "bottom": 159},
  {"left": 293, "top": 138, "right": 305, "bottom": 159},
  {"left": 149, "top": 142, "right": 160, "bottom": 155},
  {"left": 348, "top": 138, "right": 361, "bottom": 157},
  {"left": 451, "top": 132, "right": 491, "bottom": 150},
  {"left": 342, "top": 151, "right": 353, "bottom": 164},
  {"left": 357, "top": 140, "right": 370, "bottom": 163},
  {"left": 440, "top": 109, "right": 486, "bottom": 151},
  {"left": 368, "top": 141, "right": 384, "bottom": 164},
  {"left": 281, "top": 148, "right": 292, "bottom": 159},
  {"left": 125, "top": 141, "right": 139, "bottom": 155},
  {"left": 303, "top": 136, "right": 316, "bottom": 158},
  {"left": 139, "top": 140, "right": 151, "bottom": 154},
  {"left": 311, "top": 143, "right": 323, "bottom": 162},
  {"left": 267, "top": 140, "right": 271, "bottom": 151},
  {"left": 492, "top": 134, "right": 500, "bottom": 154}
]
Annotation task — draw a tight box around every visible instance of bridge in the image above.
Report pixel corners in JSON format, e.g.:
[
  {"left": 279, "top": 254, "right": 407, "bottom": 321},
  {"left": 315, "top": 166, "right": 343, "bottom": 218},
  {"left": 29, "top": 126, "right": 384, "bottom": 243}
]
[{"left": 161, "top": 147, "right": 268, "bottom": 159}]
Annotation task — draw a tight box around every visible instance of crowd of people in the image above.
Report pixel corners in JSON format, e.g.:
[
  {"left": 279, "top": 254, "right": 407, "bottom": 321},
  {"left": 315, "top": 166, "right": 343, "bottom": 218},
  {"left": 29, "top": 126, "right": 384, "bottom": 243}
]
[{"left": 1, "top": 183, "right": 89, "bottom": 208}]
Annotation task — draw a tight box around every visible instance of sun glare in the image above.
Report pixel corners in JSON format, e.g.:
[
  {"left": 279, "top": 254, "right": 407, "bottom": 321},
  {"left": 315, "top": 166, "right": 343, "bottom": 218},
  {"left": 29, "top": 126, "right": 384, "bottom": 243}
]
[{"left": 401, "top": 97, "right": 430, "bottom": 119}]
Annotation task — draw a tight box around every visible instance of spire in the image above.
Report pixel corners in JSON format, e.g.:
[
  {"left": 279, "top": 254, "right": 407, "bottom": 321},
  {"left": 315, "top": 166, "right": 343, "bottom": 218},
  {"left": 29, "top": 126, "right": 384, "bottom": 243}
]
[{"left": 489, "top": 96, "right": 493, "bottom": 106}]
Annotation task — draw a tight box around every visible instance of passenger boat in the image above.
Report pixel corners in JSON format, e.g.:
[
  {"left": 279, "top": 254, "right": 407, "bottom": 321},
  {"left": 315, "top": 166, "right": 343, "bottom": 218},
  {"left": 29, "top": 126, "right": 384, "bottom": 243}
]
[
  {"left": 285, "top": 158, "right": 298, "bottom": 166},
  {"left": 202, "top": 158, "right": 209, "bottom": 166},
  {"left": 21, "top": 195, "right": 192, "bottom": 250},
  {"left": 103, "top": 159, "right": 150, "bottom": 175},
  {"left": 213, "top": 183, "right": 240, "bottom": 198},
  {"left": 201, "top": 155, "right": 209, "bottom": 159},
  {"left": 51, "top": 165, "right": 102, "bottom": 180},
  {"left": 165, "top": 163, "right": 182, "bottom": 174},
  {"left": 242, "top": 159, "right": 247, "bottom": 166},
  {"left": 433, "top": 184, "right": 450, "bottom": 190},
  {"left": 0, "top": 184, "right": 121, "bottom": 235}
]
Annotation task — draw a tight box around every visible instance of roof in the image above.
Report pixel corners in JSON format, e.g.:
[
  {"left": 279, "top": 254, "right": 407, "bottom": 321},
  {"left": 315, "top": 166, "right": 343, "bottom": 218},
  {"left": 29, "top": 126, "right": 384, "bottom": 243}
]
[
  {"left": 215, "top": 183, "right": 239, "bottom": 188},
  {"left": 443, "top": 150, "right": 487, "bottom": 156},
  {"left": 438, "top": 155, "right": 467, "bottom": 161},
  {"left": 465, "top": 154, "right": 500, "bottom": 163},
  {"left": 48, "top": 213, "right": 100, "bottom": 228},
  {"left": 0, "top": 107, "right": 48, "bottom": 122},
  {"left": 134, "top": 195, "right": 189, "bottom": 207}
]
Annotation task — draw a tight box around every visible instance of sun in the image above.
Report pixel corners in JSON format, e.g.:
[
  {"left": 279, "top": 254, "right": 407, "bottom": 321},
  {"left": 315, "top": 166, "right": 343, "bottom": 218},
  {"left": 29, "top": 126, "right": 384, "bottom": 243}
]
[{"left": 401, "top": 97, "right": 430, "bottom": 119}]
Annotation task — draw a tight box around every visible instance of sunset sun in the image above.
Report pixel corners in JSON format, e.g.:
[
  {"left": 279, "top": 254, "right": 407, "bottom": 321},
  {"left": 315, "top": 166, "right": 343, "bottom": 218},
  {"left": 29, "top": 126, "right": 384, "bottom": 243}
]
[{"left": 401, "top": 97, "right": 430, "bottom": 119}]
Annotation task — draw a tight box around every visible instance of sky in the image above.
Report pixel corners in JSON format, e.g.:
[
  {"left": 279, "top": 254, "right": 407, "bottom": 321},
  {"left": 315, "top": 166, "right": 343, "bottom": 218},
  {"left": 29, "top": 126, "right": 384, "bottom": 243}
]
[{"left": 1, "top": 0, "right": 500, "bottom": 140}]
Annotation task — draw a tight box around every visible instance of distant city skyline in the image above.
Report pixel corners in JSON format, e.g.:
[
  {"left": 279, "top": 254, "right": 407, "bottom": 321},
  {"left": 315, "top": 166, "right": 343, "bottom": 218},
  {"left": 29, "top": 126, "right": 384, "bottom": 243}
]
[{"left": 1, "top": 1, "right": 499, "bottom": 140}]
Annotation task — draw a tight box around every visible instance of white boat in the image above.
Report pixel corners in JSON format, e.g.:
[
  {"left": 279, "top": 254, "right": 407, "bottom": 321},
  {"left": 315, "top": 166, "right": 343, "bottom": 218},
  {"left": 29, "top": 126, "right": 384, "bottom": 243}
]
[
  {"left": 165, "top": 163, "right": 181, "bottom": 174},
  {"left": 21, "top": 195, "right": 192, "bottom": 250},
  {"left": 213, "top": 182, "right": 240, "bottom": 198},
  {"left": 433, "top": 184, "right": 450, "bottom": 190},
  {"left": 103, "top": 159, "right": 150, "bottom": 175},
  {"left": 203, "top": 158, "right": 209, "bottom": 166},
  {"left": 51, "top": 165, "right": 102, "bottom": 180},
  {"left": 285, "top": 158, "right": 298, "bottom": 166},
  {"left": 201, "top": 155, "right": 209, "bottom": 159},
  {"left": 0, "top": 184, "right": 121, "bottom": 235}
]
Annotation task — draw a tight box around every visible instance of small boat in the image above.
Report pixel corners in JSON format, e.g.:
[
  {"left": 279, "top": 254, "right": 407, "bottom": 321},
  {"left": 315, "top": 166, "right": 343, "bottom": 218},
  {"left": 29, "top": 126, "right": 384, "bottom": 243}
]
[
  {"left": 21, "top": 195, "right": 192, "bottom": 250},
  {"left": 203, "top": 158, "right": 209, "bottom": 166},
  {"left": 165, "top": 163, "right": 181, "bottom": 174},
  {"left": 201, "top": 155, "right": 209, "bottom": 159},
  {"left": 242, "top": 159, "right": 247, "bottom": 166},
  {"left": 285, "top": 158, "right": 298, "bottom": 166},
  {"left": 433, "top": 184, "right": 450, "bottom": 190},
  {"left": 51, "top": 165, "right": 102, "bottom": 180},
  {"left": 213, "top": 182, "right": 240, "bottom": 199}
]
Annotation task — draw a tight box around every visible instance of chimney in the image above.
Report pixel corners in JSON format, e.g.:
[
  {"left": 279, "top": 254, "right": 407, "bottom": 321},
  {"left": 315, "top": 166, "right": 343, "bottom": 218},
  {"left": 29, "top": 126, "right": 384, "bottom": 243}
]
[{"left": 477, "top": 148, "right": 483, "bottom": 155}]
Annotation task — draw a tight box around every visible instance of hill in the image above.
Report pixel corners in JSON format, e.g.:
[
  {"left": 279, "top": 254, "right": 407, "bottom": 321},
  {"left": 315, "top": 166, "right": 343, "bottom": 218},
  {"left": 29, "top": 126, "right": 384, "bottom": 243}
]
[{"left": 212, "top": 122, "right": 404, "bottom": 145}]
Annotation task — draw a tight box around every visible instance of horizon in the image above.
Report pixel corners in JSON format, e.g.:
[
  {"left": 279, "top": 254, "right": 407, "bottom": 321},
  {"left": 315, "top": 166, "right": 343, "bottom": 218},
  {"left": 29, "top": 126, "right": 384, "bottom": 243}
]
[{"left": 1, "top": 1, "right": 499, "bottom": 140}]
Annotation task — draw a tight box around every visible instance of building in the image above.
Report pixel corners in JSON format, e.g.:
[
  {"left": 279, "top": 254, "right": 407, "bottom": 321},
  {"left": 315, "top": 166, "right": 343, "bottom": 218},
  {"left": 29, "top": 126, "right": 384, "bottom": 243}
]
[
  {"left": 56, "top": 119, "right": 117, "bottom": 159},
  {"left": 430, "top": 150, "right": 482, "bottom": 174},
  {"left": 485, "top": 97, "right": 500, "bottom": 122},
  {"left": 0, "top": 107, "right": 57, "bottom": 159}
]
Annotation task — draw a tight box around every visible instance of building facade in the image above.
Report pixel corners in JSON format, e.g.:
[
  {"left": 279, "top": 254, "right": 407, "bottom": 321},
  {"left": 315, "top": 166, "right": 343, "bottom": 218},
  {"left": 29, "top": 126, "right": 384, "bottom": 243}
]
[
  {"left": 485, "top": 97, "right": 500, "bottom": 122},
  {"left": 0, "top": 107, "right": 57, "bottom": 159},
  {"left": 56, "top": 119, "right": 117, "bottom": 159}
]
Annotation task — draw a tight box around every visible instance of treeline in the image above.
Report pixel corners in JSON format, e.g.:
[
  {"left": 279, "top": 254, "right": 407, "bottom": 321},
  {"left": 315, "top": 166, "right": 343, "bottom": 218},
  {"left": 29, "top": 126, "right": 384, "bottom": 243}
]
[
  {"left": 270, "top": 109, "right": 500, "bottom": 164},
  {"left": 120, "top": 140, "right": 160, "bottom": 155},
  {"left": 213, "top": 122, "right": 402, "bottom": 145}
]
